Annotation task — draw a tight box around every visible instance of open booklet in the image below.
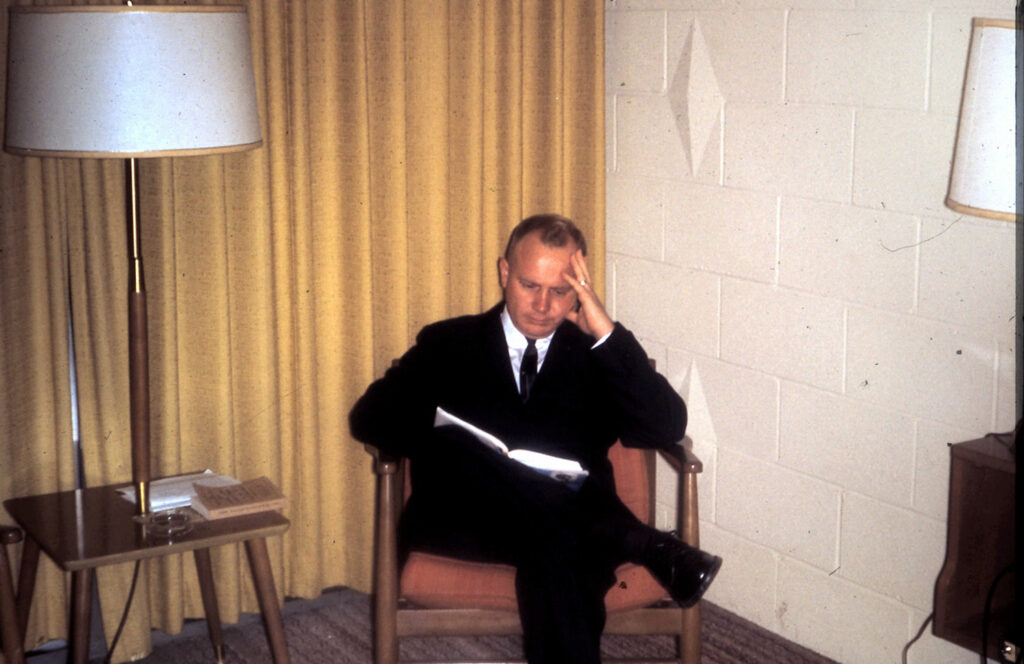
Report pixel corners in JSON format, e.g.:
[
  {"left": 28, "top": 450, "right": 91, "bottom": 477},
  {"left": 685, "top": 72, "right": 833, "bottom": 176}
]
[{"left": 434, "top": 406, "right": 589, "bottom": 488}]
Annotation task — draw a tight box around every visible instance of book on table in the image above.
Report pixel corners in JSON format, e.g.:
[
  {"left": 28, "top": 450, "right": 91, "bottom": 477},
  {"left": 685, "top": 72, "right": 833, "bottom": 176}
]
[
  {"left": 433, "top": 406, "right": 589, "bottom": 488},
  {"left": 117, "top": 470, "right": 239, "bottom": 512},
  {"left": 191, "top": 476, "right": 287, "bottom": 520}
]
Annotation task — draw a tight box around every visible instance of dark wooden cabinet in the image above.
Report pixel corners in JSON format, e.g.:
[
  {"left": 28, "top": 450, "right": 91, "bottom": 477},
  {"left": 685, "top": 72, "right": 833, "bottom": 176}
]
[{"left": 933, "top": 429, "right": 1017, "bottom": 660}]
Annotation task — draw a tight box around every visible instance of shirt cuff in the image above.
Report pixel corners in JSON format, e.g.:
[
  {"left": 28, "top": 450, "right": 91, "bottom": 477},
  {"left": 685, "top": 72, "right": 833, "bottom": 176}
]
[{"left": 591, "top": 330, "right": 612, "bottom": 349}]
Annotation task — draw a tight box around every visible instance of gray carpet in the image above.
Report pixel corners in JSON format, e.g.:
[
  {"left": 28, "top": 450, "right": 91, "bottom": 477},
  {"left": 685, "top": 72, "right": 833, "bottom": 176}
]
[{"left": 97, "top": 587, "right": 838, "bottom": 664}]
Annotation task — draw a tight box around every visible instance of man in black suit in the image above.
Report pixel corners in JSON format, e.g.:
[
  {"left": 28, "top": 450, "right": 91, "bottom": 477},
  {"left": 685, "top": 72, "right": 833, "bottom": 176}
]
[{"left": 350, "top": 214, "right": 721, "bottom": 664}]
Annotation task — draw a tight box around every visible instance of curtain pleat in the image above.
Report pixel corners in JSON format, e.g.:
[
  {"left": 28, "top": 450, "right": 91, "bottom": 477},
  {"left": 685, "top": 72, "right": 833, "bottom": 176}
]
[
  {"left": 0, "top": 1, "right": 603, "bottom": 661},
  {"left": 0, "top": 153, "right": 75, "bottom": 649}
]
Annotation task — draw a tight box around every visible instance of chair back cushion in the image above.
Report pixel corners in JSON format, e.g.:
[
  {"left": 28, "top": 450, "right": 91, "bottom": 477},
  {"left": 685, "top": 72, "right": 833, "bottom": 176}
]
[
  {"left": 400, "top": 441, "right": 669, "bottom": 612},
  {"left": 606, "top": 440, "right": 651, "bottom": 523}
]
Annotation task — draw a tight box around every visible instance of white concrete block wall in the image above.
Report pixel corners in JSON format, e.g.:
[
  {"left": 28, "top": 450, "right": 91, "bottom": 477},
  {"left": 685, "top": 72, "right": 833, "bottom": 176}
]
[{"left": 605, "top": 2, "right": 1018, "bottom": 663}]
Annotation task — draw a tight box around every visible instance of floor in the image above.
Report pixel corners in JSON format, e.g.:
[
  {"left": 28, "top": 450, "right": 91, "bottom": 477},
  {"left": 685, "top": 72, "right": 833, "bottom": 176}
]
[{"left": 24, "top": 589, "right": 338, "bottom": 663}]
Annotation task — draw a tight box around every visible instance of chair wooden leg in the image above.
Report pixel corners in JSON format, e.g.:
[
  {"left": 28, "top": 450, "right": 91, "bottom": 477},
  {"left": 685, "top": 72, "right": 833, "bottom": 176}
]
[
  {"left": 680, "top": 604, "right": 701, "bottom": 664},
  {"left": 679, "top": 473, "right": 700, "bottom": 549},
  {"left": 14, "top": 537, "right": 38, "bottom": 641},
  {"left": 1, "top": 527, "right": 26, "bottom": 664},
  {"left": 193, "top": 548, "right": 225, "bottom": 663},
  {"left": 374, "top": 462, "right": 399, "bottom": 664},
  {"left": 679, "top": 470, "right": 702, "bottom": 664}
]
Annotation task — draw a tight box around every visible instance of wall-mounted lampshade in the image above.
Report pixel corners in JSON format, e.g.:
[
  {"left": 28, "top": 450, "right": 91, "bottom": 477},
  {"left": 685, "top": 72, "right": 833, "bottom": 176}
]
[
  {"left": 4, "top": 6, "right": 262, "bottom": 158},
  {"left": 945, "top": 18, "right": 1018, "bottom": 222}
]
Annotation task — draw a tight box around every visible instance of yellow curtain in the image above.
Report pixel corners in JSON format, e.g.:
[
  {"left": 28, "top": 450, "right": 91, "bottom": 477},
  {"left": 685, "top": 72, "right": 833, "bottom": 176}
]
[{"left": 0, "top": 0, "right": 604, "bottom": 660}]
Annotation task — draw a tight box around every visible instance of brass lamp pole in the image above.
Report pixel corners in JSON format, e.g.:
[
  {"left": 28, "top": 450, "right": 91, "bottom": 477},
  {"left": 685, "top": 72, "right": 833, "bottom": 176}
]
[{"left": 127, "top": 157, "right": 151, "bottom": 512}]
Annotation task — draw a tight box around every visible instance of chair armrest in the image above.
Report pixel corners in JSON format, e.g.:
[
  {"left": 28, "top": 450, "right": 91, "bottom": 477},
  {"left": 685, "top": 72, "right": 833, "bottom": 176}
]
[
  {"left": 363, "top": 443, "right": 402, "bottom": 474},
  {"left": 366, "top": 442, "right": 403, "bottom": 651},
  {"left": 657, "top": 436, "right": 703, "bottom": 475},
  {"left": 363, "top": 442, "right": 405, "bottom": 539},
  {"left": 654, "top": 437, "right": 703, "bottom": 548}
]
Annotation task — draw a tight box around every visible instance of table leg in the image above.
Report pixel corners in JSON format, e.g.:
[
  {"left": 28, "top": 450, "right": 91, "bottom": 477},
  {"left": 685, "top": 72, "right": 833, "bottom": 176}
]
[
  {"left": 193, "top": 548, "right": 225, "bottom": 663},
  {"left": 69, "top": 568, "right": 94, "bottom": 664},
  {"left": 1, "top": 529, "right": 25, "bottom": 664},
  {"left": 244, "top": 538, "right": 289, "bottom": 664},
  {"left": 15, "top": 536, "right": 39, "bottom": 640}
]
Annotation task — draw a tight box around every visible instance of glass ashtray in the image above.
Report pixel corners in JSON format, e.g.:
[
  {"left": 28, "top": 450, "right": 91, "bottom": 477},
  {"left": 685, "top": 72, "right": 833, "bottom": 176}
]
[{"left": 137, "top": 509, "right": 194, "bottom": 539}]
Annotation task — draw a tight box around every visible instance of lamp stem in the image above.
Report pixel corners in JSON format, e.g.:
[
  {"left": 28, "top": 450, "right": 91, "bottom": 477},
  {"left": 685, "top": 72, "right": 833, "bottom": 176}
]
[{"left": 126, "top": 158, "right": 151, "bottom": 514}]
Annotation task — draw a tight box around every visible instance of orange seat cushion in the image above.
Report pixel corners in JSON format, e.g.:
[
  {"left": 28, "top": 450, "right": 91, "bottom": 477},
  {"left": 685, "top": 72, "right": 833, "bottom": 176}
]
[{"left": 400, "top": 442, "right": 670, "bottom": 612}]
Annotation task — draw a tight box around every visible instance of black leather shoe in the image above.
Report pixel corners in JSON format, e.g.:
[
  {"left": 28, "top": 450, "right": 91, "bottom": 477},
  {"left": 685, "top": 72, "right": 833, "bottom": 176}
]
[{"left": 644, "top": 534, "right": 722, "bottom": 608}]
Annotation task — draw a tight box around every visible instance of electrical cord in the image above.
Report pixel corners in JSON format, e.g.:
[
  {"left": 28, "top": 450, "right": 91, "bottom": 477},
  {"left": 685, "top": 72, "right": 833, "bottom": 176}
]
[
  {"left": 902, "top": 612, "right": 933, "bottom": 664},
  {"left": 104, "top": 559, "right": 142, "bottom": 664},
  {"left": 981, "top": 562, "right": 1015, "bottom": 664}
]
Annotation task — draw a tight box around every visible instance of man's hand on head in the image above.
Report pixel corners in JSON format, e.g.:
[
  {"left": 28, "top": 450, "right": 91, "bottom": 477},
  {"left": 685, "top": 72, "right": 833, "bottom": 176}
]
[{"left": 563, "top": 249, "right": 614, "bottom": 340}]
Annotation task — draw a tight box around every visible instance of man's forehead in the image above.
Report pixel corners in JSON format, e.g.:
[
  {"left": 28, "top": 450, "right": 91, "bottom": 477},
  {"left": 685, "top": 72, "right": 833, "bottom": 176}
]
[
  {"left": 511, "top": 259, "right": 573, "bottom": 292},
  {"left": 510, "top": 245, "right": 573, "bottom": 273},
  {"left": 509, "top": 234, "right": 577, "bottom": 262}
]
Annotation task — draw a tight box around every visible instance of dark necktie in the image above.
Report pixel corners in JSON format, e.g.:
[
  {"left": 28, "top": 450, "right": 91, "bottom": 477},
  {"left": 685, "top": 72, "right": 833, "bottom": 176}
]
[{"left": 520, "top": 338, "right": 537, "bottom": 402}]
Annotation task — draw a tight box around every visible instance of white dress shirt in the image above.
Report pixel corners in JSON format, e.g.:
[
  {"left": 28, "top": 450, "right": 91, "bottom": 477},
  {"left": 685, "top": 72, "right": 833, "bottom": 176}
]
[
  {"left": 500, "top": 306, "right": 611, "bottom": 392},
  {"left": 501, "top": 308, "right": 554, "bottom": 392}
]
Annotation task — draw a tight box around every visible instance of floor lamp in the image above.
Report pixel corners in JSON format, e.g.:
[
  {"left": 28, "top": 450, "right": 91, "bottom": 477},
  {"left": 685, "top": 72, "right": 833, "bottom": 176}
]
[{"left": 3, "top": 6, "right": 263, "bottom": 515}]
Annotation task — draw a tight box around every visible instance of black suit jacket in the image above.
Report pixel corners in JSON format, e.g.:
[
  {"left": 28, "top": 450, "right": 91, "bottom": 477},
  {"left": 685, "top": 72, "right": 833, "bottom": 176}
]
[{"left": 350, "top": 303, "right": 686, "bottom": 492}]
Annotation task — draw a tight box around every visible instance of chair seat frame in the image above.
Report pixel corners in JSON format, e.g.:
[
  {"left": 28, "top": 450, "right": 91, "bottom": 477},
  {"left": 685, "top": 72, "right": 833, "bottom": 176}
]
[{"left": 366, "top": 438, "right": 704, "bottom": 664}]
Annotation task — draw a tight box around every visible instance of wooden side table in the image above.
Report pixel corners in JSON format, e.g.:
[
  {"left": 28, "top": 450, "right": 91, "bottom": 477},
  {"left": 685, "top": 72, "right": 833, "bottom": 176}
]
[
  {"left": 3, "top": 483, "right": 291, "bottom": 664},
  {"left": 932, "top": 430, "right": 1016, "bottom": 660}
]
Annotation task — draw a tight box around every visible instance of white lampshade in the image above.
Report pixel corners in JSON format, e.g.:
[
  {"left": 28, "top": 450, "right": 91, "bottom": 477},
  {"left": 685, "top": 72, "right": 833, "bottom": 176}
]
[
  {"left": 4, "top": 6, "right": 262, "bottom": 158},
  {"left": 945, "top": 18, "right": 1018, "bottom": 222}
]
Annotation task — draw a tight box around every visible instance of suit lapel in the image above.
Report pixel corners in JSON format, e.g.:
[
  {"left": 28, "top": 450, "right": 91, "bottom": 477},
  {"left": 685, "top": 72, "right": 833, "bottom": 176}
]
[
  {"left": 527, "top": 321, "right": 586, "bottom": 399},
  {"left": 481, "top": 304, "right": 520, "bottom": 401}
]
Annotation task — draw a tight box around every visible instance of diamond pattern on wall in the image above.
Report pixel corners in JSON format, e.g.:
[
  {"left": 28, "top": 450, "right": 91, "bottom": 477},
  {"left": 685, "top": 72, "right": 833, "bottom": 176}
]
[
  {"left": 680, "top": 359, "right": 717, "bottom": 445},
  {"left": 668, "top": 19, "right": 723, "bottom": 177}
]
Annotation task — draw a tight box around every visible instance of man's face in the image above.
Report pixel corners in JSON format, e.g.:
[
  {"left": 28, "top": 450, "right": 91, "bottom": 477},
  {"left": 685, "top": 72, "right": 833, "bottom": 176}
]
[{"left": 499, "top": 231, "right": 579, "bottom": 339}]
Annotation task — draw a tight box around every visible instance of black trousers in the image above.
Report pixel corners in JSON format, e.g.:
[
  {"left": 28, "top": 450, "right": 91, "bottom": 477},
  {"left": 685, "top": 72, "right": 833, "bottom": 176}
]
[{"left": 401, "top": 427, "right": 651, "bottom": 664}]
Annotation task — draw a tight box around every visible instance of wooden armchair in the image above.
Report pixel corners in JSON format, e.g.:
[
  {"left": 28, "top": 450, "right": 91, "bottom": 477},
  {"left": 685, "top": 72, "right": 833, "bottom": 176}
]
[
  {"left": 1, "top": 525, "right": 25, "bottom": 664},
  {"left": 365, "top": 435, "right": 705, "bottom": 664}
]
